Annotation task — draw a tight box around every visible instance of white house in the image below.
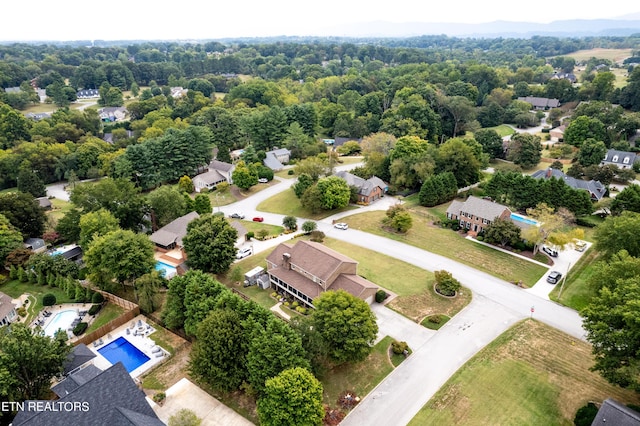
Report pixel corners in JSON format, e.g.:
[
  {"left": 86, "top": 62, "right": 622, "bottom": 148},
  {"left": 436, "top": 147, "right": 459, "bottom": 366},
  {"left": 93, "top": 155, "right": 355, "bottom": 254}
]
[{"left": 192, "top": 160, "right": 235, "bottom": 192}]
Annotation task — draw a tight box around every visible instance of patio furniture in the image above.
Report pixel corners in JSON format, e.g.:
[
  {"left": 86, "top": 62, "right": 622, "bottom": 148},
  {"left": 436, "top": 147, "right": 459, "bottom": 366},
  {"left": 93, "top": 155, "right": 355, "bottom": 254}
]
[
  {"left": 154, "top": 352, "right": 164, "bottom": 358},
  {"left": 126, "top": 328, "right": 130, "bottom": 335},
  {"left": 151, "top": 346, "right": 162, "bottom": 353}
]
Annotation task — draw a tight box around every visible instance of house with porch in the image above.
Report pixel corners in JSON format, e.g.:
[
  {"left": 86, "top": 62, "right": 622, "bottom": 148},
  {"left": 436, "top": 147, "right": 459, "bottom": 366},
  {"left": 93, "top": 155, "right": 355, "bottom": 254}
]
[
  {"left": 149, "top": 211, "right": 199, "bottom": 252},
  {"left": 446, "top": 196, "right": 512, "bottom": 236},
  {"left": 0, "top": 292, "right": 17, "bottom": 326},
  {"left": 265, "top": 240, "right": 378, "bottom": 308},
  {"left": 335, "top": 170, "right": 388, "bottom": 204},
  {"left": 192, "top": 160, "right": 235, "bottom": 192}
]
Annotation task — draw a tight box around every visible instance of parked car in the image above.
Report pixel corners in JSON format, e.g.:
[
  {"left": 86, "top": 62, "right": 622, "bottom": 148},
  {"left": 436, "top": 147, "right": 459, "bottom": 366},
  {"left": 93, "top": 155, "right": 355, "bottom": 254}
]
[
  {"left": 236, "top": 247, "right": 253, "bottom": 259},
  {"left": 230, "top": 213, "right": 245, "bottom": 219},
  {"left": 252, "top": 217, "right": 264, "bottom": 222},
  {"left": 258, "top": 178, "right": 268, "bottom": 183},
  {"left": 546, "top": 271, "right": 562, "bottom": 284},
  {"left": 541, "top": 245, "right": 558, "bottom": 257},
  {"left": 334, "top": 223, "right": 348, "bottom": 230},
  {"left": 574, "top": 240, "right": 587, "bottom": 252}
]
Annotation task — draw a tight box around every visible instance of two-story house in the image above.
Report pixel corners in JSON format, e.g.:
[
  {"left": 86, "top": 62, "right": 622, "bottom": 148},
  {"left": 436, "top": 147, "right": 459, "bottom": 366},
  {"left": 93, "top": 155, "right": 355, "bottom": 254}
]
[
  {"left": 600, "top": 149, "right": 639, "bottom": 169},
  {"left": 0, "top": 292, "right": 17, "bottom": 326},
  {"left": 265, "top": 240, "right": 378, "bottom": 308},
  {"left": 192, "top": 160, "right": 235, "bottom": 192},
  {"left": 334, "top": 170, "right": 388, "bottom": 204},
  {"left": 446, "top": 196, "right": 512, "bottom": 236},
  {"left": 263, "top": 148, "right": 291, "bottom": 171}
]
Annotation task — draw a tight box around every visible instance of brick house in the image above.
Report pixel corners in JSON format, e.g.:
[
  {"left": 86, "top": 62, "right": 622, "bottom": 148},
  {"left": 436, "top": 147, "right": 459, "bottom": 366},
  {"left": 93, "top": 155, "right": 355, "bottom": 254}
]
[
  {"left": 445, "top": 196, "right": 512, "bottom": 236},
  {"left": 335, "top": 170, "right": 387, "bottom": 204}
]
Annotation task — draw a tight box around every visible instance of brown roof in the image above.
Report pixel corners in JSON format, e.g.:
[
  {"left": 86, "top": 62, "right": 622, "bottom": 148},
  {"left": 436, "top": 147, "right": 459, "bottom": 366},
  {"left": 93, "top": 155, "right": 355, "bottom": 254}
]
[
  {"left": 332, "top": 274, "right": 378, "bottom": 298},
  {"left": 272, "top": 240, "right": 356, "bottom": 283},
  {"left": 0, "top": 292, "right": 16, "bottom": 320}
]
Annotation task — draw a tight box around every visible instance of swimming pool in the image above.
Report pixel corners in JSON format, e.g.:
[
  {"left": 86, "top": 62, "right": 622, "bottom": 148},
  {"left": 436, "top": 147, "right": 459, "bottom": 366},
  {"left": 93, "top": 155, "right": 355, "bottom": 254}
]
[
  {"left": 510, "top": 213, "right": 539, "bottom": 226},
  {"left": 43, "top": 310, "right": 77, "bottom": 337},
  {"left": 155, "top": 261, "right": 177, "bottom": 279},
  {"left": 97, "top": 336, "right": 150, "bottom": 373}
]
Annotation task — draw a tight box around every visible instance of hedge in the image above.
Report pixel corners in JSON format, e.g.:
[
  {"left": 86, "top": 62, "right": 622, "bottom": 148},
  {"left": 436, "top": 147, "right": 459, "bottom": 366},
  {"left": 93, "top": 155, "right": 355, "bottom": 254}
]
[
  {"left": 88, "top": 304, "right": 102, "bottom": 316},
  {"left": 73, "top": 322, "right": 88, "bottom": 336}
]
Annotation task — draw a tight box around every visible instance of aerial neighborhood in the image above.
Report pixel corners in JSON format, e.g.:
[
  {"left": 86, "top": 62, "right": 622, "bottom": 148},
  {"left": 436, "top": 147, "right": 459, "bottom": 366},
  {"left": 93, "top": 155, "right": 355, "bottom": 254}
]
[{"left": 3, "top": 27, "right": 640, "bottom": 426}]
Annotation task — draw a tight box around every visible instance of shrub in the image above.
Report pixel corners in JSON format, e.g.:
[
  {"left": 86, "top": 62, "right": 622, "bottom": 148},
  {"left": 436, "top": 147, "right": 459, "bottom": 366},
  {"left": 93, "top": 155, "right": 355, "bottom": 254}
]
[
  {"left": 91, "top": 292, "right": 104, "bottom": 304},
  {"left": 309, "top": 230, "right": 325, "bottom": 242},
  {"left": 246, "top": 231, "right": 255, "bottom": 241},
  {"left": 88, "top": 304, "right": 102, "bottom": 316},
  {"left": 291, "top": 301, "right": 299, "bottom": 308},
  {"left": 42, "top": 293, "right": 56, "bottom": 306},
  {"left": 73, "top": 322, "right": 88, "bottom": 336},
  {"left": 287, "top": 169, "right": 294, "bottom": 175},
  {"left": 391, "top": 340, "right": 409, "bottom": 355},
  {"left": 271, "top": 292, "right": 278, "bottom": 298},
  {"left": 573, "top": 402, "right": 598, "bottom": 426},
  {"left": 301, "top": 221, "right": 317, "bottom": 233},
  {"left": 16, "top": 307, "right": 26, "bottom": 317},
  {"left": 256, "top": 229, "right": 269, "bottom": 240},
  {"left": 296, "top": 306, "right": 307, "bottom": 314},
  {"left": 153, "top": 392, "right": 166, "bottom": 403},
  {"left": 434, "top": 270, "right": 461, "bottom": 297},
  {"left": 576, "top": 217, "right": 597, "bottom": 228},
  {"left": 375, "top": 289, "right": 388, "bottom": 303},
  {"left": 428, "top": 315, "right": 442, "bottom": 324}
]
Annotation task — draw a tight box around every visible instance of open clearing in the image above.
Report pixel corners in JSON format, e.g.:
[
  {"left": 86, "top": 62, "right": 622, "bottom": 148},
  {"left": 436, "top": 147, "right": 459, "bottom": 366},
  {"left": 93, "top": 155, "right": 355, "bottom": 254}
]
[
  {"left": 564, "top": 48, "right": 633, "bottom": 63},
  {"left": 409, "top": 320, "right": 640, "bottom": 426}
]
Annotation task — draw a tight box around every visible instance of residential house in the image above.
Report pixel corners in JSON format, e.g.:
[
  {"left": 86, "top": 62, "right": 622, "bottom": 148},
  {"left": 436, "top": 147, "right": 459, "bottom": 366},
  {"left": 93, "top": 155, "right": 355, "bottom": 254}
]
[
  {"left": 25, "top": 112, "right": 51, "bottom": 121},
  {"left": 192, "top": 160, "right": 235, "bottom": 192},
  {"left": 12, "top": 362, "right": 164, "bottom": 426},
  {"left": 445, "top": 196, "right": 512, "bottom": 236},
  {"left": 149, "top": 211, "right": 199, "bottom": 252},
  {"left": 265, "top": 240, "right": 378, "bottom": 308},
  {"left": 60, "top": 343, "right": 97, "bottom": 377},
  {"left": 97, "top": 107, "right": 127, "bottom": 122},
  {"left": 517, "top": 96, "right": 561, "bottom": 110},
  {"left": 36, "top": 197, "right": 51, "bottom": 210},
  {"left": 3, "top": 87, "right": 21, "bottom": 94},
  {"left": 170, "top": 87, "right": 188, "bottom": 98},
  {"left": 335, "top": 170, "right": 387, "bottom": 204},
  {"left": 550, "top": 72, "right": 577, "bottom": 83},
  {"left": 591, "top": 398, "right": 640, "bottom": 425},
  {"left": 601, "top": 149, "right": 639, "bottom": 169},
  {"left": 102, "top": 130, "right": 134, "bottom": 144},
  {"left": 76, "top": 89, "right": 99, "bottom": 98},
  {"left": 24, "top": 238, "right": 47, "bottom": 253},
  {"left": 263, "top": 148, "right": 291, "bottom": 171},
  {"left": 0, "top": 292, "right": 17, "bottom": 326},
  {"left": 49, "top": 244, "right": 83, "bottom": 264},
  {"left": 531, "top": 168, "right": 607, "bottom": 201},
  {"left": 549, "top": 124, "right": 566, "bottom": 142}
]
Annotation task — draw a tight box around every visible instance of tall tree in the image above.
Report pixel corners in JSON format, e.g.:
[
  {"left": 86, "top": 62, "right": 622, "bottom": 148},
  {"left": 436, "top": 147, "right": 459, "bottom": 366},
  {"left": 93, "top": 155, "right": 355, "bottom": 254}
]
[
  {"left": 78, "top": 208, "right": 120, "bottom": 249},
  {"left": 483, "top": 217, "right": 521, "bottom": 247},
  {"left": 182, "top": 214, "right": 238, "bottom": 273},
  {"left": 257, "top": 367, "right": 324, "bottom": 426},
  {"left": 0, "top": 192, "right": 46, "bottom": 239},
  {"left": 0, "top": 213, "right": 23, "bottom": 264},
  {"left": 134, "top": 270, "right": 166, "bottom": 313},
  {"left": 594, "top": 211, "right": 640, "bottom": 259},
  {"left": 0, "top": 323, "right": 71, "bottom": 401},
  {"left": 577, "top": 138, "right": 607, "bottom": 167},
  {"left": 506, "top": 133, "right": 542, "bottom": 168},
  {"left": 17, "top": 165, "right": 46, "bottom": 198},
  {"left": 315, "top": 176, "right": 351, "bottom": 210},
  {"left": 474, "top": 129, "right": 505, "bottom": 159},
  {"left": 147, "top": 185, "right": 187, "bottom": 229},
  {"left": 311, "top": 290, "right": 378, "bottom": 364},
  {"left": 610, "top": 184, "right": 640, "bottom": 216},
  {"left": 231, "top": 160, "right": 258, "bottom": 190}
]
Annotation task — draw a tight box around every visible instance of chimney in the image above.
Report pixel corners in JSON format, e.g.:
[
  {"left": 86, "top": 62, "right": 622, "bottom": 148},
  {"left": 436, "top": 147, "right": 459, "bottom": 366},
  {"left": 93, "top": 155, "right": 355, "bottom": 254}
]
[
  {"left": 282, "top": 253, "right": 291, "bottom": 270},
  {"left": 546, "top": 168, "right": 552, "bottom": 178}
]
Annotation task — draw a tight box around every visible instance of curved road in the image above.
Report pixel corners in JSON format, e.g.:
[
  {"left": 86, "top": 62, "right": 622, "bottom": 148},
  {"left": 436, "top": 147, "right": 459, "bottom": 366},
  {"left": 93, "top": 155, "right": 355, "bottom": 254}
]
[{"left": 210, "top": 165, "right": 586, "bottom": 425}]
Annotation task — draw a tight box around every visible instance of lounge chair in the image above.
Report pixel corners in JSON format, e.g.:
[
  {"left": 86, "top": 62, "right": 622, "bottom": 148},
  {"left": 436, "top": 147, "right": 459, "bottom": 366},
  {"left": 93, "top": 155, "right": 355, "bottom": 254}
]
[
  {"left": 152, "top": 346, "right": 162, "bottom": 353},
  {"left": 154, "top": 352, "right": 164, "bottom": 358},
  {"left": 126, "top": 328, "right": 130, "bottom": 335}
]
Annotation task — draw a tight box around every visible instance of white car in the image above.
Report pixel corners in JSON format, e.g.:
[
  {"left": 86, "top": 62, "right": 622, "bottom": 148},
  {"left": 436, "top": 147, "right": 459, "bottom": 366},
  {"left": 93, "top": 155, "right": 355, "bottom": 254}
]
[
  {"left": 258, "top": 178, "right": 268, "bottom": 183},
  {"left": 236, "top": 247, "right": 253, "bottom": 259},
  {"left": 334, "top": 223, "right": 348, "bottom": 230},
  {"left": 574, "top": 241, "right": 587, "bottom": 252}
]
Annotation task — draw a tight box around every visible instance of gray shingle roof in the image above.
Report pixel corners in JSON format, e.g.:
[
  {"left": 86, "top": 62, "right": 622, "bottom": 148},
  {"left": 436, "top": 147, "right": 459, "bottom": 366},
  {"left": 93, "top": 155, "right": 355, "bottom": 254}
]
[
  {"left": 52, "top": 364, "right": 102, "bottom": 397},
  {"left": 531, "top": 168, "right": 606, "bottom": 200},
  {"left": 24, "top": 238, "right": 46, "bottom": 251},
  {"left": 13, "top": 363, "right": 164, "bottom": 426},
  {"left": 62, "top": 344, "right": 97, "bottom": 375},
  {"left": 517, "top": 96, "right": 560, "bottom": 108},
  {"left": 592, "top": 398, "right": 640, "bottom": 426},
  {"left": 445, "top": 196, "right": 511, "bottom": 221},
  {"left": 0, "top": 292, "right": 16, "bottom": 322},
  {"left": 334, "top": 171, "right": 387, "bottom": 196},
  {"left": 263, "top": 153, "right": 284, "bottom": 170},
  {"left": 149, "top": 211, "right": 199, "bottom": 247},
  {"left": 602, "top": 149, "right": 639, "bottom": 165},
  {"left": 208, "top": 159, "right": 234, "bottom": 173}
]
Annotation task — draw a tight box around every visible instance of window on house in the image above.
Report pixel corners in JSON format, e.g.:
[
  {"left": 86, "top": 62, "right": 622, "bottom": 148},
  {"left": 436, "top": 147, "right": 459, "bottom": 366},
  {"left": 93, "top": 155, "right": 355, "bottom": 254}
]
[
  {"left": 613, "top": 155, "right": 619, "bottom": 162},
  {"left": 624, "top": 157, "right": 630, "bottom": 164},
  {"left": 465, "top": 222, "right": 471, "bottom": 229}
]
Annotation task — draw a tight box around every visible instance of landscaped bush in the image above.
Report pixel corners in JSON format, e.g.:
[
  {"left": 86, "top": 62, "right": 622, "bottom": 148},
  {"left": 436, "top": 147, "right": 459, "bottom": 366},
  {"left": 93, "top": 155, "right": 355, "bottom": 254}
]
[
  {"left": 91, "top": 292, "right": 104, "bottom": 304},
  {"left": 246, "top": 231, "right": 255, "bottom": 240},
  {"left": 42, "top": 293, "right": 56, "bottom": 306},
  {"left": 72, "top": 322, "right": 88, "bottom": 336},
  {"left": 375, "top": 289, "right": 388, "bottom": 303},
  {"left": 428, "top": 315, "right": 442, "bottom": 324},
  {"left": 152, "top": 392, "right": 166, "bottom": 403},
  {"left": 309, "top": 230, "right": 325, "bottom": 242},
  {"left": 88, "top": 304, "right": 102, "bottom": 316},
  {"left": 576, "top": 217, "right": 597, "bottom": 228},
  {"left": 16, "top": 307, "right": 26, "bottom": 317},
  {"left": 434, "top": 270, "right": 461, "bottom": 297},
  {"left": 287, "top": 169, "right": 294, "bottom": 175},
  {"left": 391, "top": 340, "right": 409, "bottom": 355},
  {"left": 257, "top": 229, "right": 269, "bottom": 240},
  {"left": 295, "top": 306, "right": 307, "bottom": 315},
  {"left": 573, "top": 402, "right": 598, "bottom": 426}
]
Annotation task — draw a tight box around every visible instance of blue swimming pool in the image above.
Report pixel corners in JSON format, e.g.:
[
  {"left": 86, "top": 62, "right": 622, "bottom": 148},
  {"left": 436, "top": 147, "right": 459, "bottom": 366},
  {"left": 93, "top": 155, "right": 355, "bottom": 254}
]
[
  {"left": 43, "top": 310, "right": 77, "bottom": 337},
  {"left": 98, "top": 337, "right": 150, "bottom": 373},
  {"left": 510, "top": 213, "right": 539, "bottom": 226},
  {"left": 155, "top": 261, "right": 177, "bottom": 278}
]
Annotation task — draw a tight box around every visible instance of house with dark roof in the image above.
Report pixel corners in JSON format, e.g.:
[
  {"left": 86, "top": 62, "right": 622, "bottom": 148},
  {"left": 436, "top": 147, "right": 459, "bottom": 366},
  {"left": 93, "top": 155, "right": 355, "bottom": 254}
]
[
  {"left": 0, "top": 292, "right": 17, "bottom": 326},
  {"left": 446, "top": 196, "right": 512, "bottom": 236},
  {"left": 24, "top": 238, "right": 47, "bottom": 254},
  {"left": 149, "top": 211, "right": 199, "bottom": 251},
  {"left": 517, "top": 96, "right": 561, "bottom": 110},
  {"left": 192, "top": 160, "right": 235, "bottom": 192},
  {"left": 36, "top": 197, "right": 51, "bottom": 210},
  {"left": 591, "top": 398, "right": 640, "bottom": 425},
  {"left": 531, "top": 168, "right": 607, "bottom": 201},
  {"left": 49, "top": 244, "right": 83, "bottom": 264},
  {"left": 265, "top": 240, "right": 378, "bottom": 308},
  {"left": 335, "top": 170, "right": 387, "bottom": 204},
  {"left": 550, "top": 72, "right": 577, "bottom": 83},
  {"left": 12, "top": 362, "right": 164, "bottom": 426},
  {"left": 263, "top": 148, "right": 291, "bottom": 171},
  {"left": 601, "top": 149, "right": 640, "bottom": 169},
  {"left": 76, "top": 89, "right": 99, "bottom": 98},
  {"left": 61, "top": 344, "right": 97, "bottom": 377}
]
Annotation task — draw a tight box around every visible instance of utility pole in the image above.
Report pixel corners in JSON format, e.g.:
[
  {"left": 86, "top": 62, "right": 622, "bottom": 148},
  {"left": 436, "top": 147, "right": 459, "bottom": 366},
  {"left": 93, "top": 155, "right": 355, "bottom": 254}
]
[{"left": 557, "top": 262, "right": 571, "bottom": 300}]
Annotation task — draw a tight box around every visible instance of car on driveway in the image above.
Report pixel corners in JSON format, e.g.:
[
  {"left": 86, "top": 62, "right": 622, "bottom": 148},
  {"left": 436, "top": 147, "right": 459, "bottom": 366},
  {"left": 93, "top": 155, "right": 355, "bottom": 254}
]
[
  {"left": 541, "top": 245, "right": 558, "bottom": 257},
  {"left": 252, "top": 217, "right": 264, "bottom": 222},
  {"left": 230, "top": 213, "right": 245, "bottom": 219},
  {"left": 236, "top": 247, "right": 253, "bottom": 259},
  {"left": 258, "top": 178, "right": 268, "bottom": 183},
  {"left": 334, "top": 223, "right": 348, "bottom": 230},
  {"left": 574, "top": 240, "right": 587, "bottom": 252},
  {"left": 546, "top": 271, "right": 562, "bottom": 284}
]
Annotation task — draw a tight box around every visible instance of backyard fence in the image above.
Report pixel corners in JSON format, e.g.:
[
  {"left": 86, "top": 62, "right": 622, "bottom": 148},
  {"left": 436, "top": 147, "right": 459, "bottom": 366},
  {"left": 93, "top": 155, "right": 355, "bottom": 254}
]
[{"left": 73, "top": 307, "right": 139, "bottom": 347}]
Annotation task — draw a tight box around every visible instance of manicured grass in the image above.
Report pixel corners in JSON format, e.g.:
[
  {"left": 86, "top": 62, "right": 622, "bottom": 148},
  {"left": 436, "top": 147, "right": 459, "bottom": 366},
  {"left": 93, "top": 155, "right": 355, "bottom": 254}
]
[
  {"left": 420, "top": 314, "right": 450, "bottom": 330},
  {"left": 207, "top": 189, "right": 237, "bottom": 207},
  {"left": 340, "top": 210, "right": 548, "bottom": 287},
  {"left": 482, "top": 125, "right": 516, "bottom": 137},
  {"left": 549, "top": 248, "right": 601, "bottom": 311},
  {"left": 410, "top": 320, "right": 640, "bottom": 426},
  {"left": 321, "top": 336, "right": 395, "bottom": 406},
  {"left": 275, "top": 169, "right": 296, "bottom": 179},
  {"left": 0, "top": 279, "right": 74, "bottom": 323},
  {"left": 85, "top": 302, "right": 125, "bottom": 334},
  {"left": 564, "top": 48, "right": 633, "bottom": 62},
  {"left": 47, "top": 197, "right": 73, "bottom": 227},
  {"left": 148, "top": 327, "right": 180, "bottom": 356},
  {"left": 257, "top": 188, "right": 358, "bottom": 220},
  {"left": 335, "top": 156, "right": 364, "bottom": 165},
  {"left": 239, "top": 220, "right": 284, "bottom": 236}
]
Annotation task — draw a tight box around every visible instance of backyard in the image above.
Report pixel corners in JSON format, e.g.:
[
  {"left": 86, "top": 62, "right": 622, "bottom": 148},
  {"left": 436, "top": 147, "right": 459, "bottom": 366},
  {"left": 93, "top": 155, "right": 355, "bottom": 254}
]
[
  {"left": 0, "top": 279, "right": 74, "bottom": 324},
  {"left": 410, "top": 319, "right": 640, "bottom": 426}
]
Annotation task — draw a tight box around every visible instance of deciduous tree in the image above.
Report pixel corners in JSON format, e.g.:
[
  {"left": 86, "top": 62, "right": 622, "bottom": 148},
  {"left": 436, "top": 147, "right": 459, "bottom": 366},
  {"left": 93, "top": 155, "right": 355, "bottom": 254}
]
[
  {"left": 594, "top": 211, "right": 640, "bottom": 259},
  {"left": 78, "top": 208, "right": 120, "bottom": 249},
  {"left": 0, "top": 214, "right": 23, "bottom": 264},
  {"left": 315, "top": 176, "right": 350, "bottom": 210},
  {"left": 483, "top": 217, "right": 521, "bottom": 247},
  {"left": 182, "top": 214, "right": 237, "bottom": 273},
  {"left": 0, "top": 192, "right": 46, "bottom": 239},
  {"left": 147, "top": 185, "right": 187, "bottom": 229}
]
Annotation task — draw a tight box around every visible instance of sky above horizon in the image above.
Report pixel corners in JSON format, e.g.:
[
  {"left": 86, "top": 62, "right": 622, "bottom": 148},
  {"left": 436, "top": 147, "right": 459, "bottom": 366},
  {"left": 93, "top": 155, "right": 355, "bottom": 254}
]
[{"left": 2, "top": 1, "right": 639, "bottom": 41}]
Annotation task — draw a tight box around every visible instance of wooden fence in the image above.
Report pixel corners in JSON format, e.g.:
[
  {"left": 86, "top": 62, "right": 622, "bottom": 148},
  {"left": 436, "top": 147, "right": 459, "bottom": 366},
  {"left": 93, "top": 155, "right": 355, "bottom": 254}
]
[{"left": 74, "top": 307, "right": 139, "bottom": 346}]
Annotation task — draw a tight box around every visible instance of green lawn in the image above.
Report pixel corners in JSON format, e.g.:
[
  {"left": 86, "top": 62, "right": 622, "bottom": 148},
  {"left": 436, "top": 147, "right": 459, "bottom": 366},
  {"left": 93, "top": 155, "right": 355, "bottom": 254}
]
[
  {"left": 549, "top": 248, "right": 601, "bottom": 311},
  {"left": 0, "top": 279, "right": 74, "bottom": 323},
  {"left": 340, "top": 210, "right": 547, "bottom": 287},
  {"left": 257, "top": 188, "right": 358, "bottom": 220},
  {"left": 482, "top": 125, "right": 516, "bottom": 137},
  {"left": 208, "top": 189, "right": 237, "bottom": 208},
  {"left": 85, "top": 302, "right": 125, "bottom": 334},
  {"left": 239, "top": 220, "right": 284, "bottom": 236},
  {"left": 410, "top": 320, "right": 640, "bottom": 426}
]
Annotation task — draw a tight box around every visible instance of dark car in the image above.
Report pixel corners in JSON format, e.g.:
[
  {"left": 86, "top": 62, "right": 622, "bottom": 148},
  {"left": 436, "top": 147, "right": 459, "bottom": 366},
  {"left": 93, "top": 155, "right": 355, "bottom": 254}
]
[
  {"left": 541, "top": 245, "right": 558, "bottom": 257},
  {"left": 546, "top": 271, "right": 562, "bottom": 284},
  {"left": 252, "top": 217, "right": 264, "bottom": 222},
  {"left": 230, "top": 213, "right": 245, "bottom": 219}
]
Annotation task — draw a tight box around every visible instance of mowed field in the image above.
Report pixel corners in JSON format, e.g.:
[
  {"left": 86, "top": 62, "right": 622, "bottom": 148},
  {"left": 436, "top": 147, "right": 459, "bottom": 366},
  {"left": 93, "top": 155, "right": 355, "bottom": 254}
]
[
  {"left": 564, "top": 48, "right": 633, "bottom": 63},
  {"left": 410, "top": 320, "right": 640, "bottom": 426}
]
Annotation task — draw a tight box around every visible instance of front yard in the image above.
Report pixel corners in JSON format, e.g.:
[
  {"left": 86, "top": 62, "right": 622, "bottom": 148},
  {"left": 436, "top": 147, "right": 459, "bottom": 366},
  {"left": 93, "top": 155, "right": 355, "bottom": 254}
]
[{"left": 256, "top": 188, "right": 358, "bottom": 220}]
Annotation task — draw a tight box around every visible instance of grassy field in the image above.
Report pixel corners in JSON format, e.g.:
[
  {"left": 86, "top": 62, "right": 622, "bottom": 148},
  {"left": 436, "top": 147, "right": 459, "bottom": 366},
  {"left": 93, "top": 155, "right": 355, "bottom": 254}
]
[
  {"left": 208, "top": 189, "right": 237, "bottom": 208},
  {"left": 564, "top": 48, "right": 633, "bottom": 63},
  {"left": 238, "top": 220, "right": 284, "bottom": 236},
  {"left": 483, "top": 125, "right": 516, "bottom": 137},
  {"left": 549, "top": 248, "right": 601, "bottom": 311},
  {"left": 340, "top": 210, "right": 548, "bottom": 287},
  {"left": 410, "top": 320, "right": 640, "bottom": 426},
  {"left": 257, "top": 188, "right": 358, "bottom": 220},
  {"left": 85, "top": 302, "right": 125, "bottom": 334}
]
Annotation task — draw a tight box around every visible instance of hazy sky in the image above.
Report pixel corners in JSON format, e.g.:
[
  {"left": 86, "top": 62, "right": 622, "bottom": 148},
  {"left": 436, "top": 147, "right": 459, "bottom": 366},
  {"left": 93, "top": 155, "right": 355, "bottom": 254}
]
[{"left": 2, "top": 1, "right": 639, "bottom": 41}]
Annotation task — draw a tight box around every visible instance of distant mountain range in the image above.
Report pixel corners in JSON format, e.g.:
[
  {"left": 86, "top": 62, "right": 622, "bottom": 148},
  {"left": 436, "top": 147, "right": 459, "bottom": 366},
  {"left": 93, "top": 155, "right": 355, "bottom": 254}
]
[{"left": 316, "top": 15, "right": 640, "bottom": 38}]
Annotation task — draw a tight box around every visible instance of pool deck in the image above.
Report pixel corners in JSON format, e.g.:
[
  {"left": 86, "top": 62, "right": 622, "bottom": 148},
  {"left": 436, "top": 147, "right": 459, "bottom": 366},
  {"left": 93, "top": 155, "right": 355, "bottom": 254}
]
[
  {"left": 88, "top": 314, "right": 169, "bottom": 378},
  {"left": 32, "top": 302, "right": 97, "bottom": 339}
]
